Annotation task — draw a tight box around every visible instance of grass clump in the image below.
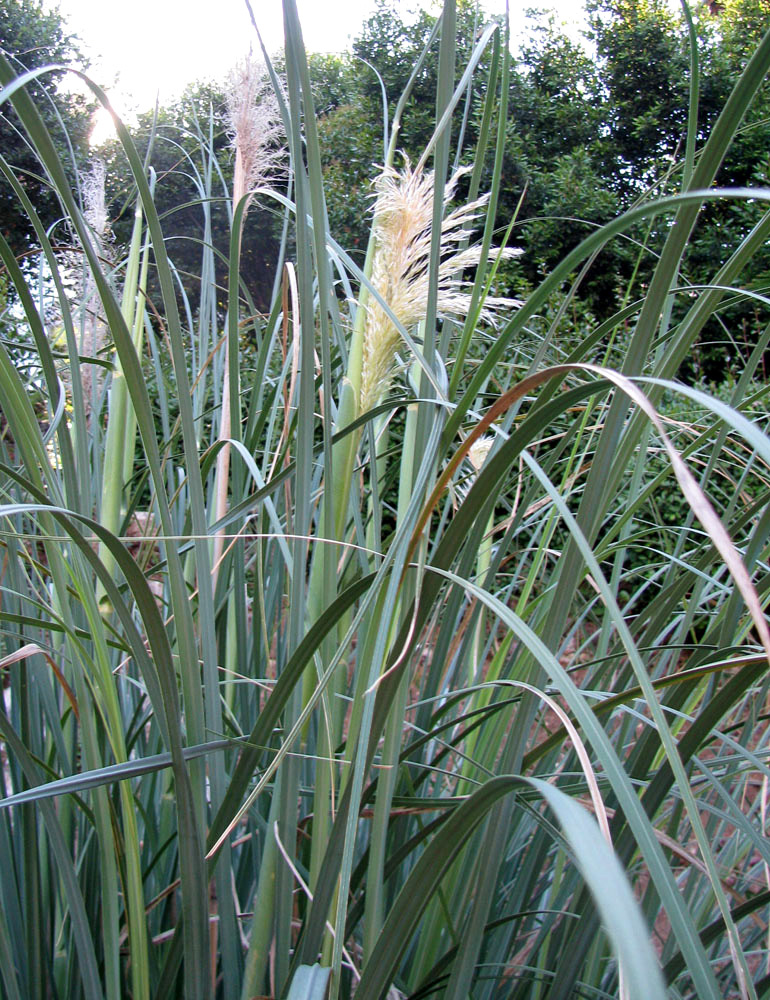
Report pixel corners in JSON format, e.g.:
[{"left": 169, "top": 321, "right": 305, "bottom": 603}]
[{"left": 0, "top": 3, "right": 769, "bottom": 1000}]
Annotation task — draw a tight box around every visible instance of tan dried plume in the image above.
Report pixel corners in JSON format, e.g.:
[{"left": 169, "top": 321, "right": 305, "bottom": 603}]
[
  {"left": 359, "top": 160, "right": 518, "bottom": 413},
  {"left": 224, "top": 54, "right": 284, "bottom": 206},
  {"left": 468, "top": 435, "right": 494, "bottom": 473}
]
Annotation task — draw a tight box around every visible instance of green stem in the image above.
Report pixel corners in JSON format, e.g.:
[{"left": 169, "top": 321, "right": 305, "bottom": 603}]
[
  {"left": 98, "top": 200, "right": 144, "bottom": 589},
  {"left": 362, "top": 396, "right": 419, "bottom": 959}
]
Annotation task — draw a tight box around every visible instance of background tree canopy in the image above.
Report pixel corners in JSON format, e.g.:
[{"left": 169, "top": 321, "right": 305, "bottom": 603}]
[
  {"left": 2, "top": 0, "right": 769, "bottom": 379},
  {"left": 101, "top": 83, "right": 285, "bottom": 317},
  {"left": 0, "top": 0, "right": 92, "bottom": 258},
  {"left": 308, "top": 0, "right": 770, "bottom": 382}
]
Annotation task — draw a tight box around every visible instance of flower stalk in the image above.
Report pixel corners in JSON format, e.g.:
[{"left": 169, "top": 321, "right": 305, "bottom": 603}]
[
  {"left": 212, "top": 55, "right": 282, "bottom": 584},
  {"left": 98, "top": 191, "right": 146, "bottom": 591}
]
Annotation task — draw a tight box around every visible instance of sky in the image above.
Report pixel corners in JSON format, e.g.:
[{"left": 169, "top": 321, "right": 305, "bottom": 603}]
[{"left": 45, "top": 0, "right": 587, "bottom": 137}]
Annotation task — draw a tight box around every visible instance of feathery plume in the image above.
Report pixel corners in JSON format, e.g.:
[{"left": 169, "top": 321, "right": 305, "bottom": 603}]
[
  {"left": 468, "top": 435, "right": 493, "bottom": 473},
  {"left": 79, "top": 158, "right": 112, "bottom": 410},
  {"left": 450, "top": 434, "right": 496, "bottom": 509},
  {"left": 82, "top": 157, "right": 110, "bottom": 250},
  {"left": 359, "top": 160, "right": 518, "bottom": 413},
  {"left": 224, "top": 54, "right": 284, "bottom": 207}
]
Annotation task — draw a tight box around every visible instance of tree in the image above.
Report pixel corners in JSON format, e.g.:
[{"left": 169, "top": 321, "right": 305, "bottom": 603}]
[
  {"left": 587, "top": 0, "right": 691, "bottom": 183},
  {"left": 0, "top": 0, "right": 92, "bottom": 258},
  {"left": 508, "top": 13, "right": 625, "bottom": 302}
]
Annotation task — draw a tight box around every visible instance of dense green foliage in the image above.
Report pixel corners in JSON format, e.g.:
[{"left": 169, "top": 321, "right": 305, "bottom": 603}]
[
  {"left": 0, "top": 0, "right": 92, "bottom": 256},
  {"left": 311, "top": 0, "right": 770, "bottom": 376},
  {"left": 0, "top": 2, "right": 770, "bottom": 999}
]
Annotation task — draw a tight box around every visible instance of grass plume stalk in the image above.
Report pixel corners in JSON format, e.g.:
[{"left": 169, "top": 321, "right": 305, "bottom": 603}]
[
  {"left": 98, "top": 194, "right": 146, "bottom": 590},
  {"left": 306, "top": 158, "right": 515, "bottom": 624},
  {"left": 78, "top": 159, "right": 111, "bottom": 419},
  {"left": 304, "top": 156, "right": 516, "bottom": 908},
  {"left": 212, "top": 54, "right": 282, "bottom": 583}
]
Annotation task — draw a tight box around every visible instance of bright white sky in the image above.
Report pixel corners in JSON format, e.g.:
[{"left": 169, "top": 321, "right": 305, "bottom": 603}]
[{"left": 47, "top": 0, "right": 586, "bottom": 134}]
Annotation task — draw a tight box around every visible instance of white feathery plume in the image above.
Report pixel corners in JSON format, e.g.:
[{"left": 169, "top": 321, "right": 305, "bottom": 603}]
[
  {"left": 359, "top": 160, "right": 518, "bottom": 413},
  {"left": 223, "top": 54, "right": 284, "bottom": 207},
  {"left": 82, "top": 157, "right": 110, "bottom": 250},
  {"left": 450, "top": 433, "right": 496, "bottom": 509},
  {"left": 79, "top": 158, "right": 112, "bottom": 411},
  {"left": 468, "top": 435, "right": 494, "bottom": 473}
]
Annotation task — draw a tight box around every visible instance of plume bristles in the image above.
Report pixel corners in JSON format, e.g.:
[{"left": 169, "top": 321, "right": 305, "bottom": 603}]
[
  {"left": 224, "top": 55, "right": 284, "bottom": 203},
  {"left": 360, "top": 161, "right": 518, "bottom": 413}
]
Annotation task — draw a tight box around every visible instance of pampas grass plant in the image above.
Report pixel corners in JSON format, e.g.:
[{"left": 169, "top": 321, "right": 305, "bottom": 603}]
[{"left": 0, "top": 3, "right": 769, "bottom": 1000}]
